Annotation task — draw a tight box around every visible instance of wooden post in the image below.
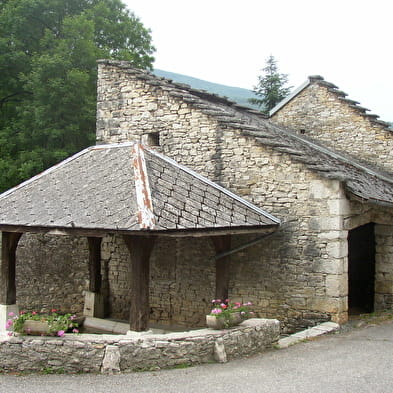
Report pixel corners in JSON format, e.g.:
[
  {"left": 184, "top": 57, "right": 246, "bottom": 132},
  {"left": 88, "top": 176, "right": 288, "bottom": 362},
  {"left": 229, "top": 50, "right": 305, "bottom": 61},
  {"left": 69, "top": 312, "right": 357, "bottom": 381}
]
[
  {"left": 211, "top": 235, "right": 231, "bottom": 302},
  {"left": 87, "top": 237, "right": 102, "bottom": 293},
  {"left": 123, "top": 235, "right": 156, "bottom": 332},
  {"left": 0, "top": 232, "right": 22, "bottom": 305}
]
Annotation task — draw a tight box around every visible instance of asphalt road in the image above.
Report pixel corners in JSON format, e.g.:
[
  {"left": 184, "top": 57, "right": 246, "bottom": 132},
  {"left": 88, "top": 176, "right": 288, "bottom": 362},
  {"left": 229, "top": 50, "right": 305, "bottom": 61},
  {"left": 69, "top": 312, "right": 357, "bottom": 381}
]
[{"left": 1, "top": 320, "right": 392, "bottom": 393}]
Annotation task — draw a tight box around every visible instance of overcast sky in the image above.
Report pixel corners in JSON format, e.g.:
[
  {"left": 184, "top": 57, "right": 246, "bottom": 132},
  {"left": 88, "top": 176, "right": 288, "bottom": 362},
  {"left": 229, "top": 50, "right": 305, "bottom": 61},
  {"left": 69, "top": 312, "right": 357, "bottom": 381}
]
[{"left": 124, "top": 0, "right": 392, "bottom": 121}]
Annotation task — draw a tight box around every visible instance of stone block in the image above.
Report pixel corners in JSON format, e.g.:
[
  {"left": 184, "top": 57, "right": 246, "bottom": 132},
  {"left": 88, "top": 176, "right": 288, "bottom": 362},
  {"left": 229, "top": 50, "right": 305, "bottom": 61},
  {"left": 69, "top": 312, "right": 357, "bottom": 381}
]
[
  {"left": 326, "top": 240, "right": 348, "bottom": 259},
  {"left": 101, "top": 345, "right": 121, "bottom": 374}
]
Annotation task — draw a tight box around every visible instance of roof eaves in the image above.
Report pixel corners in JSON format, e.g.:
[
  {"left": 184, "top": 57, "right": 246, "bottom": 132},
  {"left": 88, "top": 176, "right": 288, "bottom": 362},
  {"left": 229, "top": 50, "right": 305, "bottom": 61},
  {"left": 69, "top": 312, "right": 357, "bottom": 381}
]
[{"left": 272, "top": 124, "right": 393, "bottom": 186}]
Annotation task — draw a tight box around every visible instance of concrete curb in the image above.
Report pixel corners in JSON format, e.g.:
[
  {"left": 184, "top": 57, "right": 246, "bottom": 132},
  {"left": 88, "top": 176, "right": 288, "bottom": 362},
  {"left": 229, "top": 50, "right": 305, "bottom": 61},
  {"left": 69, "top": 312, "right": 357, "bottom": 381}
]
[{"left": 276, "top": 321, "right": 340, "bottom": 349}]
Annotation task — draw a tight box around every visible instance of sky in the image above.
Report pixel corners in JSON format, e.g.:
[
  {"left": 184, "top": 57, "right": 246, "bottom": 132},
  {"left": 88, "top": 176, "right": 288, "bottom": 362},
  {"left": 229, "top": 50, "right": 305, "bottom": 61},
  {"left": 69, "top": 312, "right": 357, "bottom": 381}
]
[{"left": 124, "top": 0, "right": 392, "bottom": 121}]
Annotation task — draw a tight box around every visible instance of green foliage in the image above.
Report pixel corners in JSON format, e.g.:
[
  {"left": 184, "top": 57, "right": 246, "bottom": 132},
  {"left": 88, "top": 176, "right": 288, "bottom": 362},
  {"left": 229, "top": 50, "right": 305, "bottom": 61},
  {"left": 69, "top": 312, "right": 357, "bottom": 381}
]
[
  {"left": 210, "top": 299, "right": 254, "bottom": 328},
  {"left": 0, "top": 0, "right": 155, "bottom": 192},
  {"left": 250, "top": 55, "right": 292, "bottom": 115},
  {"left": 7, "top": 309, "right": 79, "bottom": 336}
]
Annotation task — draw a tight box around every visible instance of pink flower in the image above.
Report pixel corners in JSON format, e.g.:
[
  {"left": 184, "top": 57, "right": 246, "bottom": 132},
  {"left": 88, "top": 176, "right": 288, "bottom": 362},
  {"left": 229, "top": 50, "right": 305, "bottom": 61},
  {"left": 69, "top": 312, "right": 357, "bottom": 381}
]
[
  {"left": 7, "top": 332, "right": 13, "bottom": 336},
  {"left": 8, "top": 312, "right": 14, "bottom": 317},
  {"left": 32, "top": 311, "right": 37, "bottom": 315},
  {"left": 220, "top": 303, "right": 227, "bottom": 309},
  {"left": 5, "top": 319, "right": 13, "bottom": 329},
  {"left": 57, "top": 330, "right": 65, "bottom": 337},
  {"left": 211, "top": 308, "right": 222, "bottom": 314},
  {"left": 19, "top": 311, "right": 25, "bottom": 315},
  {"left": 51, "top": 309, "right": 57, "bottom": 313},
  {"left": 70, "top": 315, "right": 76, "bottom": 320},
  {"left": 72, "top": 328, "right": 79, "bottom": 333}
]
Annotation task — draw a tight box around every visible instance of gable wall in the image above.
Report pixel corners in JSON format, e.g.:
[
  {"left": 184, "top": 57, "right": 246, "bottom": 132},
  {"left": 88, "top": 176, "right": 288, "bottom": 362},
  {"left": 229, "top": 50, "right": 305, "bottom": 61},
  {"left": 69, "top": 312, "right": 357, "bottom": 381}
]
[{"left": 270, "top": 82, "right": 393, "bottom": 173}]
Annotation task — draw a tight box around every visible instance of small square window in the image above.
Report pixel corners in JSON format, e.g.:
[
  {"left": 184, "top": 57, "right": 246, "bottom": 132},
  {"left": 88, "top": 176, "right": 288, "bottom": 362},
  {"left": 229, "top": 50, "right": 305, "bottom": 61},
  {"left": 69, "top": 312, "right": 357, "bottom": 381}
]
[{"left": 143, "top": 132, "right": 160, "bottom": 147}]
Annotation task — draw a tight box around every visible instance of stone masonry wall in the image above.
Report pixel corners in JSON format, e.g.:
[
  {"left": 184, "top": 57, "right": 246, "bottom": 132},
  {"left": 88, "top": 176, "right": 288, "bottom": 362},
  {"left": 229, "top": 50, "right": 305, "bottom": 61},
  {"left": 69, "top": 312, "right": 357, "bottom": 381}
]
[
  {"left": 15, "top": 233, "right": 89, "bottom": 315},
  {"left": 270, "top": 81, "right": 393, "bottom": 173},
  {"left": 0, "top": 319, "right": 280, "bottom": 374},
  {"left": 96, "top": 62, "right": 359, "bottom": 330},
  {"left": 375, "top": 225, "right": 393, "bottom": 310},
  {"left": 101, "top": 235, "right": 216, "bottom": 327}
]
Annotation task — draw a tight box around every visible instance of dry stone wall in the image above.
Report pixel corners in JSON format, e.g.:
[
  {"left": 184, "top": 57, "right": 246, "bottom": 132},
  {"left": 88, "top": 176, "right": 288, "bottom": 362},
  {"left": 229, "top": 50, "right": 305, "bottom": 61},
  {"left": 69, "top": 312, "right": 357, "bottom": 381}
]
[
  {"left": 270, "top": 81, "right": 393, "bottom": 173},
  {"left": 101, "top": 235, "right": 216, "bottom": 328},
  {"left": 375, "top": 225, "right": 393, "bottom": 310},
  {"left": 15, "top": 233, "right": 89, "bottom": 315},
  {"left": 96, "top": 62, "right": 357, "bottom": 330},
  {"left": 0, "top": 318, "right": 280, "bottom": 374}
]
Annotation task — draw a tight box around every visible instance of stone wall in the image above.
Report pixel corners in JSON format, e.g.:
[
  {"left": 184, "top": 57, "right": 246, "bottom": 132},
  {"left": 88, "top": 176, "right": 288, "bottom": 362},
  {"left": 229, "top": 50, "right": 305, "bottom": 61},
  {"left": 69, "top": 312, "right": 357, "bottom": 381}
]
[
  {"left": 11, "top": 62, "right": 393, "bottom": 334},
  {"left": 270, "top": 80, "right": 393, "bottom": 173},
  {"left": 15, "top": 233, "right": 89, "bottom": 314},
  {"left": 95, "top": 62, "right": 357, "bottom": 330},
  {"left": 375, "top": 225, "right": 393, "bottom": 310},
  {"left": 101, "top": 235, "right": 216, "bottom": 327},
  {"left": 0, "top": 318, "right": 280, "bottom": 374}
]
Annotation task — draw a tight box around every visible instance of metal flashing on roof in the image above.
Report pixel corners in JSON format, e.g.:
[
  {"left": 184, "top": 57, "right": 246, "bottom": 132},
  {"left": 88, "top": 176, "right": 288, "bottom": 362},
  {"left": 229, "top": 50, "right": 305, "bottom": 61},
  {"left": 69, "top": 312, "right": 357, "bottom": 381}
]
[
  {"left": 269, "top": 79, "right": 311, "bottom": 116},
  {"left": 0, "top": 142, "right": 280, "bottom": 234}
]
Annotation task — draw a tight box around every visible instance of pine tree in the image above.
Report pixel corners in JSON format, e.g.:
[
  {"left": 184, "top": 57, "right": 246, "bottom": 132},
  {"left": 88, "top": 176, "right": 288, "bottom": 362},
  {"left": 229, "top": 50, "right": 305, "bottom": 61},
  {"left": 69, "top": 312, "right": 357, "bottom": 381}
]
[{"left": 249, "top": 55, "right": 292, "bottom": 115}]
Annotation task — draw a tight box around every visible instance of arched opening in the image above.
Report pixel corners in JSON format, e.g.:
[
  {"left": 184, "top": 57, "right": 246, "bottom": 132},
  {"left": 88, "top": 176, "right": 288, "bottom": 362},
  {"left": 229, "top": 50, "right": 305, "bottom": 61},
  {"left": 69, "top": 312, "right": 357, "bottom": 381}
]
[{"left": 348, "top": 223, "right": 376, "bottom": 314}]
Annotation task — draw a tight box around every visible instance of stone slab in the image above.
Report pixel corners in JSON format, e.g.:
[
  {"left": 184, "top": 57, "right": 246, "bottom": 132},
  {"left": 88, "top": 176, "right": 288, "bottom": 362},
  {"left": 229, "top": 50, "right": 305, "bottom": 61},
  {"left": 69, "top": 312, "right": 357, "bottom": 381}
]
[{"left": 277, "top": 321, "right": 340, "bottom": 349}]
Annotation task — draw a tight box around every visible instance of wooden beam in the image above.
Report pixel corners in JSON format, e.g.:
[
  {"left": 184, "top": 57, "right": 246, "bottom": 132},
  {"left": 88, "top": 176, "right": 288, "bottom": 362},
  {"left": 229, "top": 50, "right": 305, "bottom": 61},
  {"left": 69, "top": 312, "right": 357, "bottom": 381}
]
[
  {"left": 0, "top": 224, "right": 278, "bottom": 239},
  {"left": 0, "top": 232, "right": 22, "bottom": 304},
  {"left": 211, "top": 235, "right": 231, "bottom": 302},
  {"left": 123, "top": 236, "right": 156, "bottom": 332},
  {"left": 87, "top": 237, "right": 102, "bottom": 293}
]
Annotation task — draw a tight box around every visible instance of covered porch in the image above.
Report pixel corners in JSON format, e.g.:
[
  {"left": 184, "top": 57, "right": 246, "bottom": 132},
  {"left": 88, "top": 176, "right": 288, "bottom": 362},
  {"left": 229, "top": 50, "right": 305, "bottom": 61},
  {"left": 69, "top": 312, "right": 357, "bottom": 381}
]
[{"left": 0, "top": 143, "right": 279, "bottom": 332}]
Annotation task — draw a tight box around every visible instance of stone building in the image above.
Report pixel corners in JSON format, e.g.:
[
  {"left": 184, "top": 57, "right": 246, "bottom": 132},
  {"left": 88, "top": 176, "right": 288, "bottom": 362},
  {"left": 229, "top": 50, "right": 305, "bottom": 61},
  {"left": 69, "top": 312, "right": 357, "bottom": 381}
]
[
  {"left": 270, "top": 75, "right": 393, "bottom": 172},
  {"left": 1, "top": 60, "right": 393, "bottom": 333}
]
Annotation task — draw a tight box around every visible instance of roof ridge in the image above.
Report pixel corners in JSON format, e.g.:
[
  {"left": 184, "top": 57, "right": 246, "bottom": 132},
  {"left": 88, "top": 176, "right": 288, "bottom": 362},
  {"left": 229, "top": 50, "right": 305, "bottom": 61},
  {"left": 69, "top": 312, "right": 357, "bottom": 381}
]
[
  {"left": 270, "top": 75, "right": 392, "bottom": 130},
  {"left": 143, "top": 145, "right": 281, "bottom": 225},
  {"left": 132, "top": 144, "right": 156, "bottom": 230},
  {"left": 0, "top": 146, "right": 95, "bottom": 201},
  {"left": 98, "top": 59, "right": 268, "bottom": 120},
  {"left": 265, "top": 122, "right": 393, "bottom": 186},
  {"left": 311, "top": 77, "right": 392, "bottom": 130}
]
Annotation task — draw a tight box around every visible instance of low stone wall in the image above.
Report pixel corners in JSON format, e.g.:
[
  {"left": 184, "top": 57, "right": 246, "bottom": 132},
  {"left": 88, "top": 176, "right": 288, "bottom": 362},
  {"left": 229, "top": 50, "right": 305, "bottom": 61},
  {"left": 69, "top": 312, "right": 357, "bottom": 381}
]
[{"left": 0, "top": 319, "right": 279, "bottom": 374}]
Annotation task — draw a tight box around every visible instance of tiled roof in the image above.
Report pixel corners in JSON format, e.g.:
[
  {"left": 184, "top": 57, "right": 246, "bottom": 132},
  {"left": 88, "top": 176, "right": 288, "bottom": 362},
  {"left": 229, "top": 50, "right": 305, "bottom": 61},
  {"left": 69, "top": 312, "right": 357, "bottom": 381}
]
[
  {"left": 0, "top": 143, "right": 280, "bottom": 234},
  {"left": 103, "top": 62, "right": 393, "bottom": 208}
]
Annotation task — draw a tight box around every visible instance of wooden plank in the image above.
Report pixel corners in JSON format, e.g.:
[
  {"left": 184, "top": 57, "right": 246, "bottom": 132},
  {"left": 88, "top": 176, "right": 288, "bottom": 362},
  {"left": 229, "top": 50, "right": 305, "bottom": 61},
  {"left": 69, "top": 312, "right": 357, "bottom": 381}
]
[
  {"left": 0, "top": 224, "right": 277, "bottom": 238},
  {"left": 211, "top": 235, "right": 231, "bottom": 302},
  {"left": 123, "top": 236, "right": 156, "bottom": 332},
  {"left": 87, "top": 237, "right": 102, "bottom": 293},
  {"left": 0, "top": 232, "right": 22, "bottom": 304}
]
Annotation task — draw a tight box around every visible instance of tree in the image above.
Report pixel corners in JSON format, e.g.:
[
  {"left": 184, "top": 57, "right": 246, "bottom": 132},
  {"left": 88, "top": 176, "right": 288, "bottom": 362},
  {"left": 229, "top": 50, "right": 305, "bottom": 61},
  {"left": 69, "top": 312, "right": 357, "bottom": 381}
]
[
  {"left": 249, "top": 55, "right": 292, "bottom": 115},
  {"left": 0, "top": 0, "right": 155, "bottom": 192}
]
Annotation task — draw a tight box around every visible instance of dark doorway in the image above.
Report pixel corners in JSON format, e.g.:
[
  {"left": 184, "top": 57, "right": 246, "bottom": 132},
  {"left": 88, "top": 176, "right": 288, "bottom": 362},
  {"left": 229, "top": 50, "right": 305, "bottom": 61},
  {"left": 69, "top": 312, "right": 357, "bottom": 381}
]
[{"left": 348, "top": 223, "right": 376, "bottom": 314}]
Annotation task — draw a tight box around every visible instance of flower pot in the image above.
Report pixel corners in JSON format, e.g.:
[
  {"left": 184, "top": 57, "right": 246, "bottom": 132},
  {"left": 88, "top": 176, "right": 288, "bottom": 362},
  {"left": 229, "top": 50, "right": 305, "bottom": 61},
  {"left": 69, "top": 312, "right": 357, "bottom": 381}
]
[
  {"left": 206, "top": 312, "right": 242, "bottom": 329},
  {"left": 23, "top": 320, "right": 50, "bottom": 335}
]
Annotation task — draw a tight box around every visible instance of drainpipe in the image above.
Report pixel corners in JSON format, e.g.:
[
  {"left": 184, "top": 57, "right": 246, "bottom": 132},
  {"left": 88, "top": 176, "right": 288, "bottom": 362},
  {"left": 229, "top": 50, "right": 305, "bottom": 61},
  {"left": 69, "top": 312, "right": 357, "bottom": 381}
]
[{"left": 214, "top": 231, "right": 277, "bottom": 260}]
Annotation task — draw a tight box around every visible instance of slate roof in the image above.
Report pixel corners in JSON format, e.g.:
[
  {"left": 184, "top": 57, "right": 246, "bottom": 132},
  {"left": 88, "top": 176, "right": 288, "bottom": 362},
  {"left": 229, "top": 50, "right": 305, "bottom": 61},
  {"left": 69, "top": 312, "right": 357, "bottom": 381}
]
[
  {"left": 101, "top": 61, "right": 393, "bottom": 208},
  {"left": 269, "top": 75, "right": 392, "bottom": 129},
  {"left": 0, "top": 143, "right": 280, "bottom": 234}
]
